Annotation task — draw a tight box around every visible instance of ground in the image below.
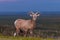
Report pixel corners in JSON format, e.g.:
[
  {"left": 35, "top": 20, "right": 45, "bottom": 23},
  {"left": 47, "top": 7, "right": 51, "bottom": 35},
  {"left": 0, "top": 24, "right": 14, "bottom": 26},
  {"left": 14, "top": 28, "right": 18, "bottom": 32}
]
[{"left": 0, "top": 34, "right": 58, "bottom": 40}]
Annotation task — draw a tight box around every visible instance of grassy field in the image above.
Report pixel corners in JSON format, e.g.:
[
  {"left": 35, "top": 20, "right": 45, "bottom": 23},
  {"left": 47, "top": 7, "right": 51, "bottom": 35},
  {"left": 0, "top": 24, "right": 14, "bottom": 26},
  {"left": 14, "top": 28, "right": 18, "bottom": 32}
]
[
  {"left": 0, "top": 36, "right": 55, "bottom": 40},
  {"left": 0, "top": 34, "right": 58, "bottom": 40}
]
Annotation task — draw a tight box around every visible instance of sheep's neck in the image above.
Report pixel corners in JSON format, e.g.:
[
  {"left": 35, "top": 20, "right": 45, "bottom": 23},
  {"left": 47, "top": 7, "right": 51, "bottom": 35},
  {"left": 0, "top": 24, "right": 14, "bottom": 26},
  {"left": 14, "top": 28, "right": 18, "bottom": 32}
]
[
  {"left": 31, "top": 18, "right": 36, "bottom": 25},
  {"left": 31, "top": 17, "right": 36, "bottom": 22},
  {"left": 31, "top": 19, "right": 36, "bottom": 23},
  {"left": 30, "top": 19, "right": 36, "bottom": 29}
]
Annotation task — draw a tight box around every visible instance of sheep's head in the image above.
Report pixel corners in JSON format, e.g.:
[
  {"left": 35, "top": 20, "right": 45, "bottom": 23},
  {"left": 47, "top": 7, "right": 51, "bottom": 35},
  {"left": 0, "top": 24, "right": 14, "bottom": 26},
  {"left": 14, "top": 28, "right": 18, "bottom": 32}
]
[{"left": 30, "top": 11, "right": 40, "bottom": 21}]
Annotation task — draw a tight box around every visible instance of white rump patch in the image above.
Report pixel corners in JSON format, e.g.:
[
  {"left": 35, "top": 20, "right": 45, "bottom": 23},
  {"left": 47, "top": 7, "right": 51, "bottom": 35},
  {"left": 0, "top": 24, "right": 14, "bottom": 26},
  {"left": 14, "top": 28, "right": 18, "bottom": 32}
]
[{"left": 14, "top": 20, "right": 18, "bottom": 25}]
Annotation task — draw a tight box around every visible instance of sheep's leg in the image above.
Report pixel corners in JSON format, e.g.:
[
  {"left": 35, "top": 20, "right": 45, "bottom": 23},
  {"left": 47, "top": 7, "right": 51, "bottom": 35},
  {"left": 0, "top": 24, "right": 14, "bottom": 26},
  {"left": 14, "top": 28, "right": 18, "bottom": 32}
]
[
  {"left": 14, "top": 28, "right": 20, "bottom": 37},
  {"left": 14, "top": 29, "right": 20, "bottom": 37},
  {"left": 24, "top": 30, "right": 28, "bottom": 37},
  {"left": 16, "top": 28, "right": 20, "bottom": 36},
  {"left": 14, "top": 32, "right": 16, "bottom": 37},
  {"left": 29, "top": 30, "right": 33, "bottom": 36}
]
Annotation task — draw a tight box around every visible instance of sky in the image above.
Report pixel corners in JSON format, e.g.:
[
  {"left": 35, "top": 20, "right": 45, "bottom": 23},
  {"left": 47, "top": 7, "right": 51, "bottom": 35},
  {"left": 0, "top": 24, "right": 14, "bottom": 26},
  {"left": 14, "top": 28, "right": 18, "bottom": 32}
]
[{"left": 0, "top": 0, "right": 60, "bottom": 12}]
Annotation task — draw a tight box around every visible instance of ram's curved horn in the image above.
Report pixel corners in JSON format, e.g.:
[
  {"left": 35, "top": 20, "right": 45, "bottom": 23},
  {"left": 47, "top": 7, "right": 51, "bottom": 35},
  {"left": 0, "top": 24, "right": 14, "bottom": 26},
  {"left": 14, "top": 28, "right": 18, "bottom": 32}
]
[{"left": 30, "top": 11, "right": 34, "bottom": 14}]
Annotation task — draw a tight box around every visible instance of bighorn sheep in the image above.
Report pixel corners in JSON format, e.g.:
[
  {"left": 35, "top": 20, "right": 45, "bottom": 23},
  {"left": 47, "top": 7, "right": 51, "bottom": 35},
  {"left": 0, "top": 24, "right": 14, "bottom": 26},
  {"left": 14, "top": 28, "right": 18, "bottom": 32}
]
[{"left": 14, "top": 11, "right": 40, "bottom": 36}]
